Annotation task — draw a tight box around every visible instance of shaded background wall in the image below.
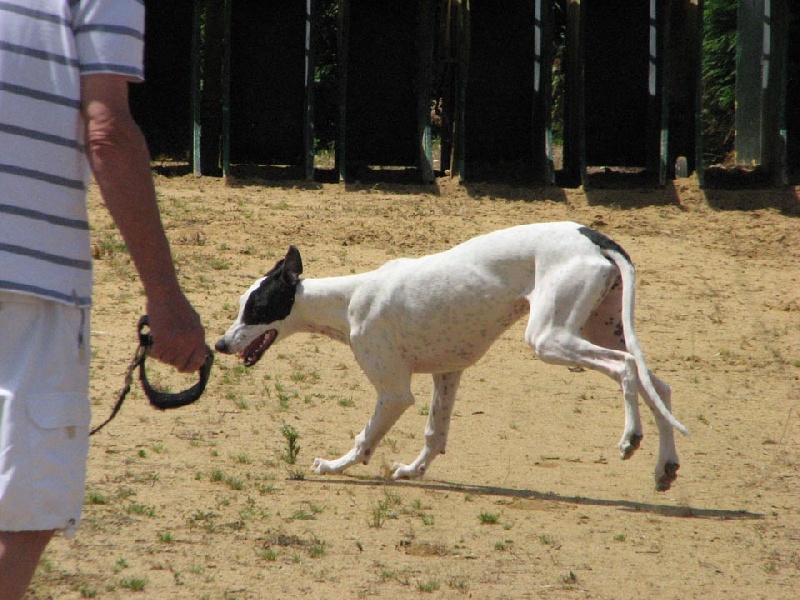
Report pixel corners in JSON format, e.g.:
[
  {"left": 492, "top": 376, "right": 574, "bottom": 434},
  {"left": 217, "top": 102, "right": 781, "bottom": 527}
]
[
  {"left": 583, "top": 0, "right": 649, "bottom": 167},
  {"left": 464, "top": 0, "right": 537, "bottom": 165},
  {"left": 129, "top": 1, "right": 194, "bottom": 160},
  {"left": 229, "top": 0, "right": 306, "bottom": 165},
  {"left": 130, "top": 0, "right": 799, "bottom": 186},
  {"left": 344, "top": 0, "right": 418, "bottom": 166}
]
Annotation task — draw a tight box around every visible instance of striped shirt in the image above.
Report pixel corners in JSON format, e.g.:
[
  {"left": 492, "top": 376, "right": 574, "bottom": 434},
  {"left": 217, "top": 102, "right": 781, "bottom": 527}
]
[{"left": 0, "top": 0, "right": 144, "bottom": 306}]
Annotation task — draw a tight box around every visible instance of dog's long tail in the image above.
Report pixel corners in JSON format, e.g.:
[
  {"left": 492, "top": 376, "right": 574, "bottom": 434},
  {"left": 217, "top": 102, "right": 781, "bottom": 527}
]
[{"left": 604, "top": 249, "right": 689, "bottom": 436}]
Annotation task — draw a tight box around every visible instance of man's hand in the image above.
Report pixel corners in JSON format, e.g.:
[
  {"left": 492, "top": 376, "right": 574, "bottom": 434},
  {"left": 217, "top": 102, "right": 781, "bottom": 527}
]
[{"left": 146, "top": 294, "right": 207, "bottom": 373}]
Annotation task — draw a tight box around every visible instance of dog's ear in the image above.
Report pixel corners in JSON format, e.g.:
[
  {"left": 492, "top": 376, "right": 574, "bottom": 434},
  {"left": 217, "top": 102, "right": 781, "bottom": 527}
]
[{"left": 282, "top": 245, "right": 303, "bottom": 285}]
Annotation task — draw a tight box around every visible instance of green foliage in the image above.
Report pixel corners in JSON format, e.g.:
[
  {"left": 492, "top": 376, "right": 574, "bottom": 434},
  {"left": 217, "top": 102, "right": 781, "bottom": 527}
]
[
  {"left": 280, "top": 422, "right": 301, "bottom": 465},
  {"left": 702, "top": 0, "right": 737, "bottom": 165}
]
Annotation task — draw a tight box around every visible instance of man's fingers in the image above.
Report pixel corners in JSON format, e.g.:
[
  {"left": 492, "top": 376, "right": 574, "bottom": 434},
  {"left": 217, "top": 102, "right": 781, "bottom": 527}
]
[
  {"left": 180, "top": 346, "right": 210, "bottom": 374},
  {"left": 149, "top": 342, "right": 207, "bottom": 373}
]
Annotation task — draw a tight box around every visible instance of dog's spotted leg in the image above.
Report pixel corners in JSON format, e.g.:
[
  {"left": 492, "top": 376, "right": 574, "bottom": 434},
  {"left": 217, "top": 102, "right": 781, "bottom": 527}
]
[
  {"left": 645, "top": 374, "right": 680, "bottom": 491},
  {"left": 580, "top": 281, "right": 645, "bottom": 462},
  {"left": 312, "top": 386, "right": 415, "bottom": 476},
  {"left": 618, "top": 355, "right": 644, "bottom": 460},
  {"left": 392, "top": 371, "right": 462, "bottom": 480}
]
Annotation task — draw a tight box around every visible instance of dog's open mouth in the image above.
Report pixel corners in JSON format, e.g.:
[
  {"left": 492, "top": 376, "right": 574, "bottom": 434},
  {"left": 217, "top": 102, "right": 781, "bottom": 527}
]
[{"left": 241, "top": 330, "right": 278, "bottom": 367}]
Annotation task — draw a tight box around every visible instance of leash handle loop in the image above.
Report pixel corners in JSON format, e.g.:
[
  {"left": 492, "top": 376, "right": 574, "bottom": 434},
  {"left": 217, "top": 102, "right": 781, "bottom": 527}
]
[
  {"left": 137, "top": 315, "right": 214, "bottom": 411},
  {"left": 90, "top": 316, "right": 214, "bottom": 435}
]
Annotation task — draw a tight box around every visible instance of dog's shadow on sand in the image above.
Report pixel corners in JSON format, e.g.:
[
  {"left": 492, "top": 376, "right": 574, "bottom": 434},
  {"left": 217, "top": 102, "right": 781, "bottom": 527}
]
[{"left": 303, "top": 476, "right": 762, "bottom": 521}]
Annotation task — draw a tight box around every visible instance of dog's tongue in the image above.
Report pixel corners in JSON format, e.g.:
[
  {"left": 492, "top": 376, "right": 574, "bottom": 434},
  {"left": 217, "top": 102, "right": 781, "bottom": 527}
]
[{"left": 242, "top": 330, "right": 277, "bottom": 367}]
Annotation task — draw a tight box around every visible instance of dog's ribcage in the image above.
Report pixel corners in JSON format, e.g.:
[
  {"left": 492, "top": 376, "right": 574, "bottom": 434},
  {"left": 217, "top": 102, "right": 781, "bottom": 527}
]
[{"left": 346, "top": 224, "right": 590, "bottom": 374}]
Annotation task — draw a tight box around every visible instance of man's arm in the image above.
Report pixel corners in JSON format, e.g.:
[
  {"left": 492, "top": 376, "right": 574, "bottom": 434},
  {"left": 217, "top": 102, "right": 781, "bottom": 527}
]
[{"left": 81, "top": 74, "right": 207, "bottom": 373}]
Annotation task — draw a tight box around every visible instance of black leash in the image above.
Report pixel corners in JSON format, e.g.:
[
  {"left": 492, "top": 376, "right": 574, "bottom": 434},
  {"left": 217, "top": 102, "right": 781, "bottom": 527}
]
[{"left": 90, "top": 316, "right": 214, "bottom": 436}]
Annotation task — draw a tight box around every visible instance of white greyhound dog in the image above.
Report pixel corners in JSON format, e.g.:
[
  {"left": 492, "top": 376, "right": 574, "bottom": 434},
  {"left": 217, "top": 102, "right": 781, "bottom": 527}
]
[{"left": 215, "top": 222, "right": 687, "bottom": 491}]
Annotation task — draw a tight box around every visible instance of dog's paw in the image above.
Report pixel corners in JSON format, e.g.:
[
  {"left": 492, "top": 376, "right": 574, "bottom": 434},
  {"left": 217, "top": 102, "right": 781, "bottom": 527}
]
[
  {"left": 655, "top": 461, "right": 680, "bottom": 492},
  {"left": 618, "top": 433, "right": 643, "bottom": 460},
  {"left": 312, "top": 457, "right": 333, "bottom": 475},
  {"left": 391, "top": 462, "right": 424, "bottom": 480}
]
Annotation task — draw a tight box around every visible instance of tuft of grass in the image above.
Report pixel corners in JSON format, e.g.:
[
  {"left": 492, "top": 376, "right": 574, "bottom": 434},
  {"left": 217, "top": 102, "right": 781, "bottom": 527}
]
[
  {"left": 257, "top": 482, "right": 279, "bottom": 494},
  {"left": 74, "top": 584, "right": 98, "bottom": 598},
  {"left": 118, "top": 576, "right": 147, "bottom": 592},
  {"left": 337, "top": 396, "right": 355, "bottom": 408},
  {"left": 370, "top": 489, "right": 402, "bottom": 528},
  {"left": 288, "top": 510, "right": 316, "bottom": 522},
  {"left": 478, "top": 511, "right": 500, "bottom": 525},
  {"left": 86, "top": 491, "right": 108, "bottom": 505},
  {"left": 286, "top": 469, "right": 306, "bottom": 481},
  {"left": 448, "top": 577, "right": 469, "bottom": 592},
  {"left": 114, "top": 558, "right": 129, "bottom": 573},
  {"left": 308, "top": 536, "right": 326, "bottom": 558},
  {"left": 125, "top": 503, "right": 156, "bottom": 518},
  {"left": 562, "top": 570, "right": 578, "bottom": 585},
  {"left": 233, "top": 453, "right": 251, "bottom": 465},
  {"left": 256, "top": 547, "right": 278, "bottom": 561},
  {"left": 208, "top": 257, "right": 230, "bottom": 271},
  {"left": 224, "top": 476, "right": 245, "bottom": 491},
  {"left": 417, "top": 579, "right": 440, "bottom": 593},
  {"left": 539, "top": 534, "right": 559, "bottom": 547}
]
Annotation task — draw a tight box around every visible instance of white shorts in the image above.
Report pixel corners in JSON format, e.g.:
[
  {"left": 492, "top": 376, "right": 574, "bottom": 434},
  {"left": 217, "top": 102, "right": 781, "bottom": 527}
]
[{"left": 0, "top": 292, "right": 91, "bottom": 538}]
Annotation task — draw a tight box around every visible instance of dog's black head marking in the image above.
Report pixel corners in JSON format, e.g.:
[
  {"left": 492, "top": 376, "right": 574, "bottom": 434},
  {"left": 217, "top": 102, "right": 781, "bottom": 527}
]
[
  {"left": 233, "top": 246, "right": 303, "bottom": 367},
  {"left": 242, "top": 246, "right": 303, "bottom": 326}
]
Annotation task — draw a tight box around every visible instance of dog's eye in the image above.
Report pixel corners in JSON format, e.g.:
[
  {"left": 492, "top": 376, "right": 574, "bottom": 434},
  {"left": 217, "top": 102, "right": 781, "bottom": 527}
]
[{"left": 242, "top": 278, "right": 295, "bottom": 325}]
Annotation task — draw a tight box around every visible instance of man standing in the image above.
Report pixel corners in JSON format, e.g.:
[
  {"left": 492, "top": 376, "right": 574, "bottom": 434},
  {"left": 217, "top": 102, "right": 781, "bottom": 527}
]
[{"left": 0, "top": 2, "right": 208, "bottom": 597}]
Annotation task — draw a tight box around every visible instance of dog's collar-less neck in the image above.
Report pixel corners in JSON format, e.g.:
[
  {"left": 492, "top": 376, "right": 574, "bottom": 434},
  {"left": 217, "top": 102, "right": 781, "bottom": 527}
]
[{"left": 289, "top": 277, "right": 361, "bottom": 343}]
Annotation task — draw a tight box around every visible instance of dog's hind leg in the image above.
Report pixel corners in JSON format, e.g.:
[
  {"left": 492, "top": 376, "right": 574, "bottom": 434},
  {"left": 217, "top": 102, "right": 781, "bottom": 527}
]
[
  {"left": 579, "top": 269, "right": 680, "bottom": 490},
  {"left": 642, "top": 372, "right": 680, "bottom": 491},
  {"left": 581, "top": 285, "right": 644, "bottom": 461},
  {"left": 312, "top": 379, "right": 415, "bottom": 476},
  {"left": 525, "top": 264, "right": 645, "bottom": 463},
  {"left": 392, "top": 371, "right": 462, "bottom": 480}
]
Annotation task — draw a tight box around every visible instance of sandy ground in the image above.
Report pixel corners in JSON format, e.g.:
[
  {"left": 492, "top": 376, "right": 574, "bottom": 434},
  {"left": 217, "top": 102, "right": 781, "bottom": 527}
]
[{"left": 26, "top": 173, "right": 799, "bottom": 599}]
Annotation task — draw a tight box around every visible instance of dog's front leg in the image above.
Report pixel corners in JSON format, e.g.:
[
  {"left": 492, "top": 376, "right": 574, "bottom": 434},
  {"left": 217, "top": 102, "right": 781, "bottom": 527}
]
[
  {"left": 312, "top": 386, "right": 415, "bottom": 476},
  {"left": 392, "top": 371, "right": 462, "bottom": 480}
]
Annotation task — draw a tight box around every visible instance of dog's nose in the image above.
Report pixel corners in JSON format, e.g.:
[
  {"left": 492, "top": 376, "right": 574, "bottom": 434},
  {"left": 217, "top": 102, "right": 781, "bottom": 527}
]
[{"left": 214, "top": 338, "right": 230, "bottom": 353}]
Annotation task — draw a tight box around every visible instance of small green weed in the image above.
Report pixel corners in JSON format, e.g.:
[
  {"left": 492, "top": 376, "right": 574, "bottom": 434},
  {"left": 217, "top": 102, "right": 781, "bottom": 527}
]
[
  {"left": 157, "top": 531, "right": 174, "bottom": 544},
  {"left": 119, "top": 576, "right": 147, "bottom": 591},
  {"left": 478, "top": 511, "right": 500, "bottom": 525},
  {"left": 417, "top": 579, "right": 440, "bottom": 593},
  {"left": 280, "top": 422, "right": 301, "bottom": 464},
  {"left": 86, "top": 491, "right": 108, "bottom": 505}
]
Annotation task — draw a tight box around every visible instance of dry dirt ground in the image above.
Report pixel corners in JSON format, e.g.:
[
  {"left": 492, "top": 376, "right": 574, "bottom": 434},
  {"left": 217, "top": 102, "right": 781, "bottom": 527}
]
[{"left": 27, "top": 173, "right": 799, "bottom": 599}]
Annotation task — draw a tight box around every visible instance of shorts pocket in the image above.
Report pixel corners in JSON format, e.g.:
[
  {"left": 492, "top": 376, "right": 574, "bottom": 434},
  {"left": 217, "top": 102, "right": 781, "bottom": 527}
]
[{"left": 25, "top": 394, "right": 91, "bottom": 430}]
